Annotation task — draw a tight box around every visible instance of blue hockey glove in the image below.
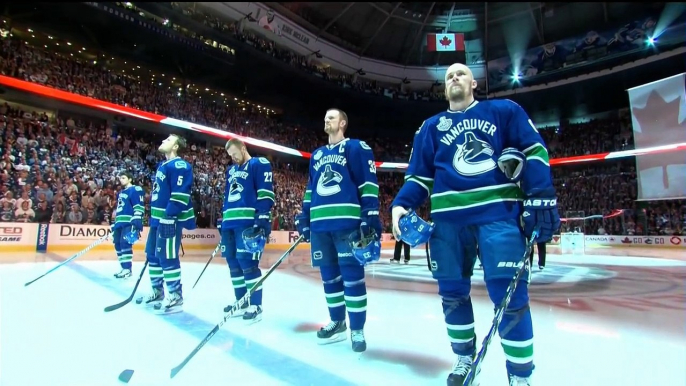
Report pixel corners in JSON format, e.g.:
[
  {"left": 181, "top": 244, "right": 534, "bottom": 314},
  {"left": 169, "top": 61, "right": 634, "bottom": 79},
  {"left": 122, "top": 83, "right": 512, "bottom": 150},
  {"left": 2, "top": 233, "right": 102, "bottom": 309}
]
[
  {"left": 123, "top": 226, "right": 141, "bottom": 244},
  {"left": 254, "top": 212, "right": 271, "bottom": 238},
  {"left": 159, "top": 217, "right": 177, "bottom": 239},
  {"left": 360, "top": 210, "right": 382, "bottom": 240},
  {"left": 522, "top": 194, "right": 561, "bottom": 243},
  {"left": 131, "top": 215, "right": 143, "bottom": 232},
  {"left": 294, "top": 213, "right": 310, "bottom": 243},
  {"left": 497, "top": 147, "right": 526, "bottom": 183}
]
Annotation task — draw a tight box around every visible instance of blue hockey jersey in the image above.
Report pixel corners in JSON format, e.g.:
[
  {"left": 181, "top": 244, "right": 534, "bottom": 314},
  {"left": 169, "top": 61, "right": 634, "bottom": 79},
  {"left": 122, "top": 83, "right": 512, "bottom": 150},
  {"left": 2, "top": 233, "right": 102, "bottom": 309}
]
[
  {"left": 392, "top": 99, "right": 553, "bottom": 226},
  {"left": 150, "top": 157, "right": 196, "bottom": 230},
  {"left": 302, "top": 138, "right": 379, "bottom": 232},
  {"left": 221, "top": 157, "right": 275, "bottom": 229},
  {"left": 114, "top": 185, "right": 145, "bottom": 229}
]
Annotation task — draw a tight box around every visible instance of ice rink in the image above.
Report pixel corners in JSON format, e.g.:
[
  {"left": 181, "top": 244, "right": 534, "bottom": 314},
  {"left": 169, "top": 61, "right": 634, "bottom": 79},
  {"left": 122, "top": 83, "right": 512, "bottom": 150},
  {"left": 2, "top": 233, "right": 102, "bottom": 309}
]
[{"left": 2, "top": 244, "right": 685, "bottom": 386}]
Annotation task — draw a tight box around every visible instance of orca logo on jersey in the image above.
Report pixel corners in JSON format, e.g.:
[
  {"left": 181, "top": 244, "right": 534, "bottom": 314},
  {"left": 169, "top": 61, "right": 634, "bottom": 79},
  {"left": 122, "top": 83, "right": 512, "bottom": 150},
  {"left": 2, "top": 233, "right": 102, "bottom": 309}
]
[
  {"left": 116, "top": 196, "right": 125, "bottom": 213},
  {"left": 316, "top": 164, "right": 343, "bottom": 197},
  {"left": 453, "top": 132, "right": 496, "bottom": 176},
  {"left": 228, "top": 180, "right": 244, "bottom": 202}
]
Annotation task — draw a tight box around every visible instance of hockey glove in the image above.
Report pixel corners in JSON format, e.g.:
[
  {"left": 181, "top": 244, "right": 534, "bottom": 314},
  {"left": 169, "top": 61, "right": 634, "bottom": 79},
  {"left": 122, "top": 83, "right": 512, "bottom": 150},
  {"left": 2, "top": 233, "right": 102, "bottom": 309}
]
[
  {"left": 254, "top": 212, "right": 271, "bottom": 238},
  {"left": 159, "top": 217, "right": 178, "bottom": 239},
  {"left": 131, "top": 215, "right": 143, "bottom": 232},
  {"left": 497, "top": 147, "right": 526, "bottom": 183},
  {"left": 522, "top": 193, "right": 561, "bottom": 243},
  {"left": 216, "top": 218, "right": 222, "bottom": 230},
  {"left": 360, "top": 210, "right": 382, "bottom": 241},
  {"left": 294, "top": 213, "right": 310, "bottom": 243}
]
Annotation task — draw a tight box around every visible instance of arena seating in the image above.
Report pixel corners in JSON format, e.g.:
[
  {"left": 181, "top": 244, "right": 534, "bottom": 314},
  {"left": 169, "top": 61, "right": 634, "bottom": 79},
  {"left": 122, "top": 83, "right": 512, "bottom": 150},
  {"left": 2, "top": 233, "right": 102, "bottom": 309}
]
[{"left": 0, "top": 36, "right": 683, "bottom": 236}]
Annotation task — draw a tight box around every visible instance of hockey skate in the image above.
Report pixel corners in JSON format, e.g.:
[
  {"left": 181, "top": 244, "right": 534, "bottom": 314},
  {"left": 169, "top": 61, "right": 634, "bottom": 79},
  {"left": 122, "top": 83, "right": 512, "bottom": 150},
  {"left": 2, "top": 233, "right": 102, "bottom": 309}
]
[
  {"left": 113, "top": 269, "right": 132, "bottom": 279},
  {"left": 242, "top": 305, "right": 262, "bottom": 324},
  {"left": 135, "top": 288, "right": 164, "bottom": 307},
  {"left": 446, "top": 354, "right": 480, "bottom": 386},
  {"left": 351, "top": 329, "right": 366, "bottom": 352},
  {"left": 154, "top": 291, "right": 183, "bottom": 314},
  {"left": 317, "top": 320, "right": 347, "bottom": 345},
  {"left": 509, "top": 375, "right": 531, "bottom": 386},
  {"left": 224, "top": 301, "right": 249, "bottom": 317}
]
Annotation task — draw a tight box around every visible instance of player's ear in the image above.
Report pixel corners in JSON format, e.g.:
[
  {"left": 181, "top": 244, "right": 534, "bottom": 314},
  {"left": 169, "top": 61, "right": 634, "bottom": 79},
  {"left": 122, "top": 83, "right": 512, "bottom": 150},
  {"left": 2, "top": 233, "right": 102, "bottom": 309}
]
[{"left": 471, "top": 79, "right": 477, "bottom": 90}]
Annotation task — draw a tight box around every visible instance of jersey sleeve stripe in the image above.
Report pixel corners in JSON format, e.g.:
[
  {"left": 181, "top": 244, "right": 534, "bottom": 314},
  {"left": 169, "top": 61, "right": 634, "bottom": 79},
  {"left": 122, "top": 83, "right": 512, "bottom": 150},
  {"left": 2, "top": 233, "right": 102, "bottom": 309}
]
[
  {"left": 303, "top": 190, "right": 312, "bottom": 203},
  {"left": 522, "top": 143, "right": 550, "bottom": 167},
  {"left": 358, "top": 182, "right": 379, "bottom": 197},
  {"left": 257, "top": 189, "right": 275, "bottom": 201},
  {"left": 406, "top": 175, "right": 434, "bottom": 195}
]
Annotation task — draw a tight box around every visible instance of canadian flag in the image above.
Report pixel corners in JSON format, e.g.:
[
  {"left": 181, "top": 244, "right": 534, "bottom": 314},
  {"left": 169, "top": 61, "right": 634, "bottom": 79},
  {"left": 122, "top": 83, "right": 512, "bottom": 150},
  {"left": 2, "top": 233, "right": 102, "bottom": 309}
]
[{"left": 426, "top": 33, "right": 465, "bottom": 52}]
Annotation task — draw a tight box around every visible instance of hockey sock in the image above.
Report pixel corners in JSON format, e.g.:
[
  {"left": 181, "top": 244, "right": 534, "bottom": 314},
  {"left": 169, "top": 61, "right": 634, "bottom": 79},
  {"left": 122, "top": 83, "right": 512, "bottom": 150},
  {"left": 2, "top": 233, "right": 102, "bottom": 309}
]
[
  {"left": 319, "top": 265, "right": 346, "bottom": 322},
  {"left": 120, "top": 243, "right": 133, "bottom": 270},
  {"left": 437, "top": 278, "right": 475, "bottom": 356},
  {"left": 159, "top": 235, "right": 182, "bottom": 295},
  {"left": 486, "top": 278, "right": 534, "bottom": 377},
  {"left": 340, "top": 264, "right": 367, "bottom": 330},
  {"left": 146, "top": 254, "right": 164, "bottom": 290},
  {"left": 226, "top": 258, "right": 247, "bottom": 300},
  {"left": 241, "top": 263, "right": 262, "bottom": 306}
]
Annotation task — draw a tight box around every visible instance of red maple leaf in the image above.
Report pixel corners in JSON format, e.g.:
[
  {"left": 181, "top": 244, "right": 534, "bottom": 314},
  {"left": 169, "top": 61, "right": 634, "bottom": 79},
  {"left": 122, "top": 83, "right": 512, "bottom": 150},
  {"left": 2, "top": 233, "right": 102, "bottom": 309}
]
[
  {"left": 439, "top": 36, "right": 452, "bottom": 47},
  {"left": 631, "top": 89, "right": 686, "bottom": 189}
]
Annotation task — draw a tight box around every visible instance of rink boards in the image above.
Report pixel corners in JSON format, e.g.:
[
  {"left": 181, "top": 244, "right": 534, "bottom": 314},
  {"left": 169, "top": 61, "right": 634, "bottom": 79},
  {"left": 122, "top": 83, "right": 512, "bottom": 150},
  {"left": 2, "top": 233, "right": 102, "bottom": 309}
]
[
  {"left": 0, "top": 223, "right": 399, "bottom": 254},
  {"left": 0, "top": 223, "right": 684, "bottom": 254}
]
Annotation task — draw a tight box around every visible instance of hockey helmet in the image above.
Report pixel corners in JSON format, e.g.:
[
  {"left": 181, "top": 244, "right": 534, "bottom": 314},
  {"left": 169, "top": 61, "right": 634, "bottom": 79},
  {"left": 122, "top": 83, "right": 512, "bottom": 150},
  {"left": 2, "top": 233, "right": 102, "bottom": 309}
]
[
  {"left": 397, "top": 210, "right": 435, "bottom": 247},
  {"left": 242, "top": 226, "right": 267, "bottom": 254},
  {"left": 348, "top": 229, "right": 381, "bottom": 266},
  {"left": 123, "top": 226, "right": 141, "bottom": 244}
]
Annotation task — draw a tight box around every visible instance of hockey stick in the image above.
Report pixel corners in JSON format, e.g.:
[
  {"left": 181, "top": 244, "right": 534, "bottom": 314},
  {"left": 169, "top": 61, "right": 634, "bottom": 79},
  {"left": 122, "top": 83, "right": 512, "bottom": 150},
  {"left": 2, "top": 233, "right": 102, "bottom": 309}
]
[
  {"left": 118, "top": 235, "right": 304, "bottom": 383},
  {"left": 462, "top": 230, "right": 538, "bottom": 386},
  {"left": 24, "top": 232, "right": 111, "bottom": 287},
  {"left": 191, "top": 242, "right": 221, "bottom": 289},
  {"left": 103, "top": 261, "right": 149, "bottom": 312}
]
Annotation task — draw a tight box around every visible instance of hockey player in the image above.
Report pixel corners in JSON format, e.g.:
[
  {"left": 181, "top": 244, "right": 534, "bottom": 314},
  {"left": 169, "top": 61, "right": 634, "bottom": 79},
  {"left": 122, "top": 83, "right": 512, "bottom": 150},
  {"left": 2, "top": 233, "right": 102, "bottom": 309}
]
[
  {"left": 295, "top": 108, "right": 381, "bottom": 353},
  {"left": 391, "top": 63, "right": 560, "bottom": 386},
  {"left": 219, "top": 138, "right": 274, "bottom": 323},
  {"left": 136, "top": 134, "right": 196, "bottom": 314},
  {"left": 112, "top": 171, "right": 144, "bottom": 278}
]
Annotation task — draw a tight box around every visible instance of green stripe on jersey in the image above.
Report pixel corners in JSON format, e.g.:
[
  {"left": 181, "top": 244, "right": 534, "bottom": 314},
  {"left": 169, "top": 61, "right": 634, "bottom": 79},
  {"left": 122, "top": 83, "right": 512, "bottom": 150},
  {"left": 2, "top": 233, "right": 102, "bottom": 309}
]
[
  {"left": 431, "top": 184, "right": 523, "bottom": 213},
  {"left": 311, "top": 204, "right": 360, "bottom": 222},
  {"left": 523, "top": 143, "right": 550, "bottom": 165},
  {"left": 257, "top": 189, "right": 275, "bottom": 201},
  {"left": 223, "top": 208, "right": 255, "bottom": 221},
  {"left": 358, "top": 182, "right": 379, "bottom": 198},
  {"left": 170, "top": 192, "right": 190, "bottom": 205},
  {"left": 303, "top": 190, "right": 312, "bottom": 203}
]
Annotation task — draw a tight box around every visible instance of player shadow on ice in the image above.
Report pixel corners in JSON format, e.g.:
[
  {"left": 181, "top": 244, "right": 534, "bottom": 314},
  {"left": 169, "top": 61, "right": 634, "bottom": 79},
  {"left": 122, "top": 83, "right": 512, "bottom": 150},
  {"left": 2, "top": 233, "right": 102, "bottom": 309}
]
[
  {"left": 362, "top": 349, "right": 452, "bottom": 377},
  {"left": 292, "top": 322, "right": 324, "bottom": 333}
]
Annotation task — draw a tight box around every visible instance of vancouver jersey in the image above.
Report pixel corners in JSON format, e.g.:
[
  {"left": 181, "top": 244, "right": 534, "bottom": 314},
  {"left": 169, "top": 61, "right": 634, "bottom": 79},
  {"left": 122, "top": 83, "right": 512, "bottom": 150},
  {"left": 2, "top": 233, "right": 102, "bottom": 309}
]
[
  {"left": 114, "top": 185, "right": 145, "bottom": 229},
  {"left": 221, "top": 157, "right": 275, "bottom": 229},
  {"left": 392, "top": 99, "right": 553, "bottom": 226},
  {"left": 303, "top": 138, "right": 379, "bottom": 232},
  {"left": 150, "top": 157, "right": 196, "bottom": 230}
]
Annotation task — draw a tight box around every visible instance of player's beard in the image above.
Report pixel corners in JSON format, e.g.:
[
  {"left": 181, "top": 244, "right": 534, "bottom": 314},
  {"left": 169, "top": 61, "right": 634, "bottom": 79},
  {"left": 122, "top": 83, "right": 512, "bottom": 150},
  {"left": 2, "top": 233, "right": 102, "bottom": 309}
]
[
  {"left": 324, "top": 124, "right": 338, "bottom": 136},
  {"left": 447, "top": 84, "right": 466, "bottom": 103}
]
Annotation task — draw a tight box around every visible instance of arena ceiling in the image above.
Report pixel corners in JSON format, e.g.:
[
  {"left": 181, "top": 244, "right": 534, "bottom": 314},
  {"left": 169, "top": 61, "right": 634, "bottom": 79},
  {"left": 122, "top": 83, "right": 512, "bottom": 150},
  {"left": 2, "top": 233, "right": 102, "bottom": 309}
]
[{"left": 265, "top": 2, "right": 666, "bottom": 66}]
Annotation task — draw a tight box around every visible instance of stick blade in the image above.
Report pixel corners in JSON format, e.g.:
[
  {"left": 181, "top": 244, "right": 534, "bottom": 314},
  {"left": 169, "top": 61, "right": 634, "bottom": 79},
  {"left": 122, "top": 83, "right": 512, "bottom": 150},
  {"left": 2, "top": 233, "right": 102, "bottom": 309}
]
[
  {"left": 170, "top": 366, "right": 182, "bottom": 379},
  {"left": 104, "top": 299, "right": 130, "bottom": 312},
  {"left": 118, "top": 369, "right": 135, "bottom": 383}
]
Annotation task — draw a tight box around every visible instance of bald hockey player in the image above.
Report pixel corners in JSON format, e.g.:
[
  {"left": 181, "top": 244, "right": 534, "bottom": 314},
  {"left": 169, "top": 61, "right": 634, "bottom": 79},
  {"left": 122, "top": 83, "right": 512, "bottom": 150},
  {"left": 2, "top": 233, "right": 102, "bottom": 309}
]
[
  {"left": 391, "top": 63, "right": 560, "bottom": 386},
  {"left": 136, "top": 134, "right": 196, "bottom": 314},
  {"left": 295, "top": 108, "right": 381, "bottom": 353},
  {"left": 112, "top": 171, "right": 144, "bottom": 279},
  {"left": 219, "top": 138, "right": 275, "bottom": 323}
]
